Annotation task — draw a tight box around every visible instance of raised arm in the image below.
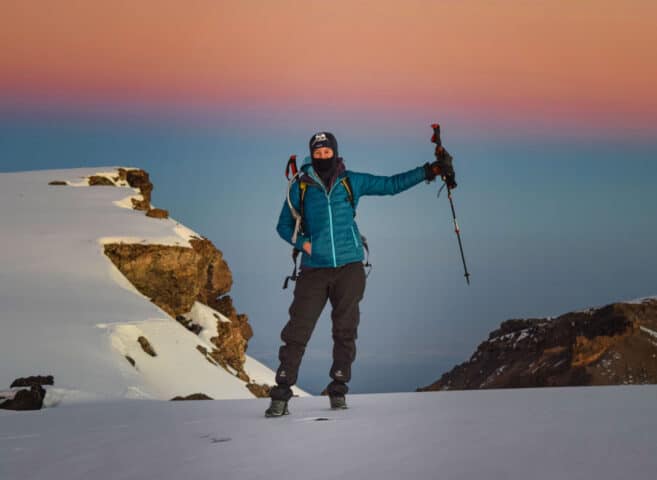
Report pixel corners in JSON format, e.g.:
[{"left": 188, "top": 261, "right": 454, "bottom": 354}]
[
  {"left": 349, "top": 165, "right": 427, "bottom": 197},
  {"left": 276, "top": 182, "right": 310, "bottom": 250}
]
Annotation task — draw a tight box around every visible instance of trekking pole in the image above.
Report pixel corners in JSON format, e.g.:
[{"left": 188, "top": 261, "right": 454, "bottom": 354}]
[{"left": 431, "top": 123, "right": 471, "bottom": 285}]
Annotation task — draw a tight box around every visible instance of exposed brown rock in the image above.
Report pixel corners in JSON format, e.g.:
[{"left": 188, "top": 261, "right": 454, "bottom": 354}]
[
  {"left": 131, "top": 197, "right": 151, "bottom": 211},
  {"left": 189, "top": 238, "right": 233, "bottom": 301},
  {"left": 177, "top": 315, "right": 202, "bottom": 334},
  {"left": 125, "top": 355, "right": 136, "bottom": 367},
  {"left": 11, "top": 375, "right": 54, "bottom": 388},
  {"left": 418, "top": 300, "right": 657, "bottom": 391},
  {"left": 146, "top": 208, "right": 169, "bottom": 219},
  {"left": 138, "top": 336, "right": 157, "bottom": 357},
  {"left": 171, "top": 393, "right": 213, "bottom": 401},
  {"left": 246, "top": 382, "right": 271, "bottom": 398},
  {"left": 116, "top": 168, "right": 153, "bottom": 211},
  {"left": 0, "top": 385, "right": 45, "bottom": 411},
  {"left": 102, "top": 168, "right": 257, "bottom": 394},
  {"left": 208, "top": 295, "right": 253, "bottom": 343},
  {"left": 126, "top": 169, "right": 153, "bottom": 209},
  {"left": 196, "top": 345, "right": 218, "bottom": 366},
  {"left": 48, "top": 180, "right": 67, "bottom": 185},
  {"left": 125, "top": 169, "right": 151, "bottom": 190},
  {"left": 117, "top": 168, "right": 129, "bottom": 182},
  {"left": 88, "top": 175, "right": 115, "bottom": 186},
  {"left": 208, "top": 349, "right": 228, "bottom": 369},
  {"left": 212, "top": 320, "right": 249, "bottom": 377},
  {"left": 104, "top": 244, "right": 207, "bottom": 317},
  {"left": 104, "top": 240, "right": 233, "bottom": 318},
  {"left": 103, "top": 237, "right": 254, "bottom": 384}
]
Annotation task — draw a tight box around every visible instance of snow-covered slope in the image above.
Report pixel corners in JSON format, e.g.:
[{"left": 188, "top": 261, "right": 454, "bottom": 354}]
[
  {"left": 2, "top": 386, "right": 657, "bottom": 480},
  {"left": 0, "top": 167, "right": 307, "bottom": 404}
]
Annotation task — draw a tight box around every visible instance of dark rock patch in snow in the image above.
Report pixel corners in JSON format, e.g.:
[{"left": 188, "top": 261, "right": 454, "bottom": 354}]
[
  {"left": 196, "top": 345, "right": 218, "bottom": 366},
  {"left": 1, "top": 375, "right": 53, "bottom": 410},
  {"left": 171, "top": 393, "right": 213, "bottom": 401},
  {"left": 11, "top": 375, "right": 54, "bottom": 388},
  {"left": 146, "top": 208, "right": 169, "bottom": 219},
  {"left": 0, "top": 385, "right": 45, "bottom": 410},
  {"left": 88, "top": 175, "right": 116, "bottom": 186},
  {"left": 177, "top": 315, "right": 203, "bottom": 334},
  {"left": 246, "top": 382, "right": 271, "bottom": 398},
  {"left": 138, "top": 336, "right": 157, "bottom": 357}
]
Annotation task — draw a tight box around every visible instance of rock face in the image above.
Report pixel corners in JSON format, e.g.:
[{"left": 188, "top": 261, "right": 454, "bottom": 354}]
[
  {"left": 0, "top": 375, "right": 53, "bottom": 410},
  {"left": 418, "top": 299, "right": 657, "bottom": 391},
  {"left": 119, "top": 168, "right": 154, "bottom": 211},
  {"left": 104, "top": 238, "right": 233, "bottom": 317},
  {"left": 103, "top": 235, "right": 255, "bottom": 384}
]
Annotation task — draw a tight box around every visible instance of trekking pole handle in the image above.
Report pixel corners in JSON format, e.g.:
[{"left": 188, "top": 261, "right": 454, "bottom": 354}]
[{"left": 431, "top": 123, "right": 449, "bottom": 183}]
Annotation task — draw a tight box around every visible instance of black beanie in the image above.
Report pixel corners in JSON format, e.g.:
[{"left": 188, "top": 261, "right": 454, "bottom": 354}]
[{"left": 309, "top": 132, "right": 338, "bottom": 158}]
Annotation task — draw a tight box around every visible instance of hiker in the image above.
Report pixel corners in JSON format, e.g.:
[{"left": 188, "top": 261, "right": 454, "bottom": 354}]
[{"left": 265, "top": 131, "right": 456, "bottom": 417}]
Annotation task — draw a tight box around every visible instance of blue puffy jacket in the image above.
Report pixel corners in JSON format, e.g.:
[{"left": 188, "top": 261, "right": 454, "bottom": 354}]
[{"left": 277, "top": 156, "right": 427, "bottom": 268}]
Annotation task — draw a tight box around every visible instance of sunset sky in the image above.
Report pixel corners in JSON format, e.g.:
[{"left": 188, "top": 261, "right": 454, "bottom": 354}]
[
  {"left": 2, "top": 1, "right": 657, "bottom": 135},
  {"left": 2, "top": 2, "right": 657, "bottom": 394}
]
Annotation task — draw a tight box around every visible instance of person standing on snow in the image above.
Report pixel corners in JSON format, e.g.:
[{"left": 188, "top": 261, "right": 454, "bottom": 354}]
[{"left": 265, "top": 131, "right": 456, "bottom": 417}]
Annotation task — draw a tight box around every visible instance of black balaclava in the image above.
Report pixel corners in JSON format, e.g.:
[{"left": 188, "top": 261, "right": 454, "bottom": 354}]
[{"left": 309, "top": 131, "right": 339, "bottom": 186}]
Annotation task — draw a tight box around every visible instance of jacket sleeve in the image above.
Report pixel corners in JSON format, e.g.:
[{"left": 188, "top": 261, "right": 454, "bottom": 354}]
[
  {"left": 350, "top": 165, "right": 427, "bottom": 198},
  {"left": 276, "top": 182, "right": 310, "bottom": 250}
]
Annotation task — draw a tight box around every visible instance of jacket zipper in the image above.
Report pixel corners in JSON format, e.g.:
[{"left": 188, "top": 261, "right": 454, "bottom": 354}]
[{"left": 308, "top": 169, "right": 339, "bottom": 267}]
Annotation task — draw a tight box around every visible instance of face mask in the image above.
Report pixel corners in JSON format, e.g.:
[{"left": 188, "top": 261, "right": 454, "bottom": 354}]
[{"left": 312, "top": 155, "right": 336, "bottom": 175}]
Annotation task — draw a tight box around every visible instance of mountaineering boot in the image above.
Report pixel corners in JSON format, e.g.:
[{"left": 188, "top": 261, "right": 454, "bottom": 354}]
[
  {"left": 265, "top": 398, "right": 290, "bottom": 417},
  {"left": 329, "top": 395, "right": 348, "bottom": 410}
]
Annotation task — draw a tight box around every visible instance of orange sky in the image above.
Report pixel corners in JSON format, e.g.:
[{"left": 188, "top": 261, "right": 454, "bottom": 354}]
[{"left": 2, "top": 1, "right": 657, "bottom": 123}]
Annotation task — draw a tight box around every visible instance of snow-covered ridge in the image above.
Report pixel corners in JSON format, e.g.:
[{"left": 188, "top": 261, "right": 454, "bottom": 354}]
[{"left": 0, "top": 166, "right": 307, "bottom": 407}]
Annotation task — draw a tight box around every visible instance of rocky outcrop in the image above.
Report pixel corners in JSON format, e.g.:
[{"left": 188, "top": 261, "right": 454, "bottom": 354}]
[
  {"left": 103, "top": 238, "right": 232, "bottom": 318},
  {"left": 418, "top": 299, "right": 657, "bottom": 391},
  {"left": 120, "top": 168, "right": 153, "bottom": 211},
  {"left": 88, "top": 175, "right": 115, "bottom": 186},
  {"left": 103, "top": 217, "right": 254, "bottom": 387},
  {"left": 1, "top": 375, "right": 53, "bottom": 411},
  {"left": 11, "top": 375, "right": 54, "bottom": 388},
  {"left": 146, "top": 208, "right": 169, "bottom": 219}
]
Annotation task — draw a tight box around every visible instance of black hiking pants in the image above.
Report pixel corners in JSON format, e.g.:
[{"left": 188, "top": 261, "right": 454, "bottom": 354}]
[{"left": 270, "top": 261, "right": 366, "bottom": 401}]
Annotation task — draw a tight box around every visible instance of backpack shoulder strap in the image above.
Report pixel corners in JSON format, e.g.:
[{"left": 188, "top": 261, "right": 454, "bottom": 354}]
[
  {"left": 299, "top": 181, "right": 308, "bottom": 227},
  {"left": 340, "top": 176, "right": 355, "bottom": 217}
]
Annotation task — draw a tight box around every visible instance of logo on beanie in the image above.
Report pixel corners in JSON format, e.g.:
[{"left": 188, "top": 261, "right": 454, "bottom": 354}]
[{"left": 312, "top": 133, "right": 328, "bottom": 147}]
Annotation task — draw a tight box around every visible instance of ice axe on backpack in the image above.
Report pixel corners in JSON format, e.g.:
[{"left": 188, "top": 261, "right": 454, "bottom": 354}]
[{"left": 431, "top": 123, "right": 471, "bottom": 285}]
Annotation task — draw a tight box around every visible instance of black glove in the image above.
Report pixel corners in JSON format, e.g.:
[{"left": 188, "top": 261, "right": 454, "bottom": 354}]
[{"left": 424, "top": 148, "right": 457, "bottom": 188}]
